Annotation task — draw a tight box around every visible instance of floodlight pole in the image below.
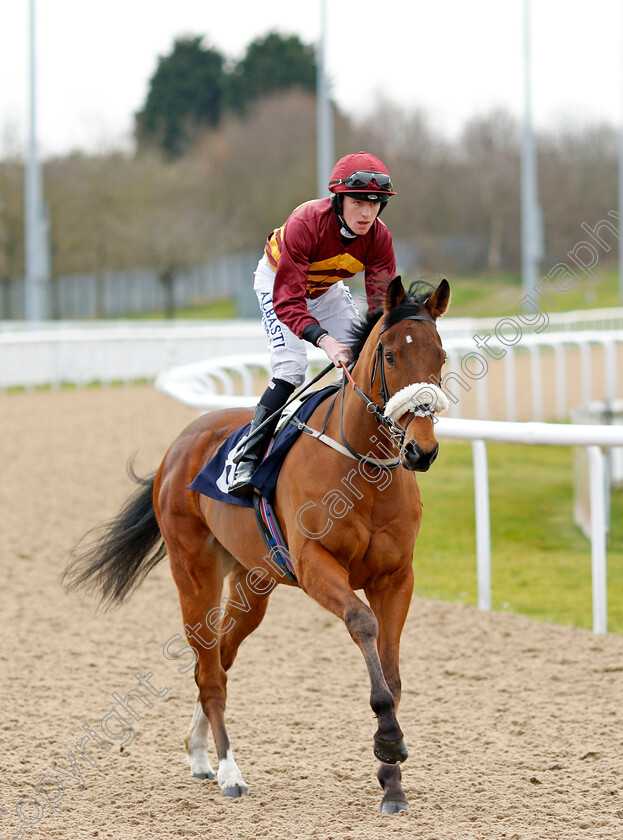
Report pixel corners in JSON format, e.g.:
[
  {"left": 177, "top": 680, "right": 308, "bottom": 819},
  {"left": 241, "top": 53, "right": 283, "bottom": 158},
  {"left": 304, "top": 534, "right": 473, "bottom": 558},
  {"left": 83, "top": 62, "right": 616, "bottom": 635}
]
[
  {"left": 521, "top": 0, "right": 541, "bottom": 299},
  {"left": 24, "top": 0, "right": 47, "bottom": 320},
  {"left": 619, "top": 0, "right": 623, "bottom": 302},
  {"left": 316, "top": 0, "right": 334, "bottom": 198}
]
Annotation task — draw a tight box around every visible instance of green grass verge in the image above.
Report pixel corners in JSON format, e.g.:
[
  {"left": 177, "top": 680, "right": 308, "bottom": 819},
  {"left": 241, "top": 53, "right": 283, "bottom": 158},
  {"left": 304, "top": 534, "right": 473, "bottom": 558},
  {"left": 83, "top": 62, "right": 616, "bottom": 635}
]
[
  {"left": 128, "top": 297, "right": 236, "bottom": 320},
  {"left": 415, "top": 440, "right": 623, "bottom": 633},
  {"left": 5, "top": 379, "right": 151, "bottom": 394},
  {"left": 430, "top": 266, "right": 623, "bottom": 318},
  {"left": 347, "top": 266, "right": 622, "bottom": 320}
]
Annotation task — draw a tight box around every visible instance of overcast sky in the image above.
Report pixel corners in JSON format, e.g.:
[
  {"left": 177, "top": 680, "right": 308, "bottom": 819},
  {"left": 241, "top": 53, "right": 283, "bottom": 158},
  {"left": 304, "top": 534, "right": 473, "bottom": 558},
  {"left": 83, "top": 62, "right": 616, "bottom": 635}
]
[{"left": 1, "top": 0, "right": 622, "bottom": 157}]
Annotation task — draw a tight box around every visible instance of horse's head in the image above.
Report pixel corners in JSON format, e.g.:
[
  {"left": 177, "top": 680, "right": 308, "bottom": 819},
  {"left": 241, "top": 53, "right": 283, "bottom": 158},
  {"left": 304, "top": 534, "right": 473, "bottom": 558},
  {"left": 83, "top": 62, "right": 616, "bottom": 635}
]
[{"left": 361, "top": 277, "right": 450, "bottom": 472}]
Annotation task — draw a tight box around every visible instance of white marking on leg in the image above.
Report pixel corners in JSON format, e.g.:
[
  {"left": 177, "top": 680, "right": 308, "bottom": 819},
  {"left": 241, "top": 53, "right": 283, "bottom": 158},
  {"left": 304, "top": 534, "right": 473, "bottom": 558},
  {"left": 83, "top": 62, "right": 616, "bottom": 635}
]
[
  {"left": 218, "top": 747, "right": 250, "bottom": 796},
  {"left": 184, "top": 702, "right": 216, "bottom": 780}
]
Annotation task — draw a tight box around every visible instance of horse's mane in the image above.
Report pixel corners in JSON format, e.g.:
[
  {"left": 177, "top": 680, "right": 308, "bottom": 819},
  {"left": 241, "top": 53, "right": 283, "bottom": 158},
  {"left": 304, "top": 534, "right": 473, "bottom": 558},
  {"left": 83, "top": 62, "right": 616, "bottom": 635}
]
[{"left": 347, "top": 280, "right": 436, "bottom": 361}]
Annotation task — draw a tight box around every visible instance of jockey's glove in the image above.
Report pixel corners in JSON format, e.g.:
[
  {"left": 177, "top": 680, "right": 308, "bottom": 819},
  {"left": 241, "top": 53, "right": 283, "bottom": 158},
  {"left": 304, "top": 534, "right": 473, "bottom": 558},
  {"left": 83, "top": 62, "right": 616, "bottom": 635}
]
[{"left": 318, "top": 334, "right": 354, "bottom": 368}]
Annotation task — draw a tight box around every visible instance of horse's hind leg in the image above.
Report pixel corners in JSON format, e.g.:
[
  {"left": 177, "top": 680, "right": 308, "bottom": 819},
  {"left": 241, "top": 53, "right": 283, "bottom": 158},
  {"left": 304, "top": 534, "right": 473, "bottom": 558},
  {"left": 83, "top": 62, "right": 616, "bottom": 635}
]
[
  {"left": 218, "top": 563, "right": 271, "bottom": 673},
  {"left": 185, "top": 563, "right": 268, "bottom": 797},
  {"left": 168, "top": 532, "right": 250, "bottom": 798}
]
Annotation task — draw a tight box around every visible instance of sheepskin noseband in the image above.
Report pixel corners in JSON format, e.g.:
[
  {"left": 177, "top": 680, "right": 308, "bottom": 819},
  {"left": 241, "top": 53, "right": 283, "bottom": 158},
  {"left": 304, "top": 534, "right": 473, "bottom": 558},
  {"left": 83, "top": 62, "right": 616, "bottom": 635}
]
[{"left": 384, "top": 383, "right": 449, "bottom": 422}]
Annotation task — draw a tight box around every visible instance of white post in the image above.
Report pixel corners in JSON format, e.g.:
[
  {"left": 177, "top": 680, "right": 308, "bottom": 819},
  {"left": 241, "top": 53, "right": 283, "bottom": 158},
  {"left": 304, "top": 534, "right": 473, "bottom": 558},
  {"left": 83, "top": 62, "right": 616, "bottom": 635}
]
[
  {"left": 529, "top": 345, "right": 542, "bottom": 421},
  {"left": 603, "top": 340, "right": 617, "bottom": 402},
  {"left": 587, "top": 445, "right": 607, "bottom": 634},
  {"left": 472, "top": 440, "right": 491, "bottom": 611},
  {"left": 504, "top": 349, "right": 517, "bottom": 421},
  {"left": 580, "top": 341, "right": 592, "bottom": 404},
  {"left": 554, "top": 342, "right": 567, "bottom": 419},
  {"left": 447, "top": 351, "right": 462, "bottom": 418},
  {"left": 476, "top": 373, "right": 488, "bottom": 419}
]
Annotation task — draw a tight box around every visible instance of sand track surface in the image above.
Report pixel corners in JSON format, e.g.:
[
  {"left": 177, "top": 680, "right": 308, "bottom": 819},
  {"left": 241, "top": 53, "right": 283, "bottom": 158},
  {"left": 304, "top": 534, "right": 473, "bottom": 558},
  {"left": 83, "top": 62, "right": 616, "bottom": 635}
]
[{"left": 1, "top": 385, "right": 622, "bottom": 840}]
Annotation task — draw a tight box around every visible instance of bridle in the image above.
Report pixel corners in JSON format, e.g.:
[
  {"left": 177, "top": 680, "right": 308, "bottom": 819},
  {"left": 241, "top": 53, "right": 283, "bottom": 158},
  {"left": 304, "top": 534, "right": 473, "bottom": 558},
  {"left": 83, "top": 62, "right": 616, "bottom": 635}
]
[
  {"left": 371, "top": 314, "right": 438, "bottom": 408},
  {"left": 335, "top": 312, "right": 442, "bottom": 469}
]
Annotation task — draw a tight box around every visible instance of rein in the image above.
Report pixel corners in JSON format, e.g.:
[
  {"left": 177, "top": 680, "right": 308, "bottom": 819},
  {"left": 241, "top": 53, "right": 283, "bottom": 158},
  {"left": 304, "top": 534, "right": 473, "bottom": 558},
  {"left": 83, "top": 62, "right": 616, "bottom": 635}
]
[
  {"left": 337, "top": 368, "right": 402, "bottom": 469},
  {"left": 240, "top": 361, "right": 336, "bottom": 448},
  {"left": 298, "top": 312, "right": 445, "bottom": 470},
  {"left": 255, "top": 311, "right": 446, "bottom": 471}
]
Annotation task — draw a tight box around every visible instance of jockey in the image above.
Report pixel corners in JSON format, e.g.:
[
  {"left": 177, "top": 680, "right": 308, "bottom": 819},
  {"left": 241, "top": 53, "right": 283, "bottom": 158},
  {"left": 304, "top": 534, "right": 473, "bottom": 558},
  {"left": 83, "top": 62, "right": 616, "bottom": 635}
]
[{"left": 228, "top": 151, "right": 397, "bottom": 497}]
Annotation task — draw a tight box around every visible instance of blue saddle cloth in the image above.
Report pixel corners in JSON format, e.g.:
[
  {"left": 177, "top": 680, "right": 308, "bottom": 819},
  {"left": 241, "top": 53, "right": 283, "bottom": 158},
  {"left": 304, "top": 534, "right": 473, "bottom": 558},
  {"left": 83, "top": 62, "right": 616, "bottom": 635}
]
[{"left": 188, "top": 385, "right": 338, "bottom": 508}]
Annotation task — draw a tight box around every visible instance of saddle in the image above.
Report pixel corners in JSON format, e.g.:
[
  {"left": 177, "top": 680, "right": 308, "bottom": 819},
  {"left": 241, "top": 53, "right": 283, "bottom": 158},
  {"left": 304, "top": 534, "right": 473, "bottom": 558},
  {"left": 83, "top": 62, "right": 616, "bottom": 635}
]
[{"left": 188, "top": 385, "right": 341, "bottom": 585}]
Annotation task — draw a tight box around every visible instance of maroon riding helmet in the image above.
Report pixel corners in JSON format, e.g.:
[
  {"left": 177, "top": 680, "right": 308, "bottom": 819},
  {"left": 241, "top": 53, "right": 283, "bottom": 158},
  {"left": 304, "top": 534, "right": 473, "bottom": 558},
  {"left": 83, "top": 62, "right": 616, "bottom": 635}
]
[{"left": 328, "top": 151, "right": 396, "bottom": 216}]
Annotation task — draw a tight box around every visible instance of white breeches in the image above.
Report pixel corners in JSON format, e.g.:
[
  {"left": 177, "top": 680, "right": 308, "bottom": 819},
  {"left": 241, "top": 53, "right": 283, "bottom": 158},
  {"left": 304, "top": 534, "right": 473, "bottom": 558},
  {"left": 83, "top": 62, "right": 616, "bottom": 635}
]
[{"left": 253, "top": 255, "right": 362, "bottom": 387}]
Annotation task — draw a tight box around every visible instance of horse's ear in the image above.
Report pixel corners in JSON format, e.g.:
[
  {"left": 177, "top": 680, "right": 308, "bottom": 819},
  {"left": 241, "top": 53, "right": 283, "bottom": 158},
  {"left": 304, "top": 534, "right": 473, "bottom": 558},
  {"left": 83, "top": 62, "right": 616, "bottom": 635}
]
[
  {"left": 427, "top": 278, "right": 451, "bottom": 319},
  {"left": 384, "top": 276, "right": 406, "bottom": 313}
]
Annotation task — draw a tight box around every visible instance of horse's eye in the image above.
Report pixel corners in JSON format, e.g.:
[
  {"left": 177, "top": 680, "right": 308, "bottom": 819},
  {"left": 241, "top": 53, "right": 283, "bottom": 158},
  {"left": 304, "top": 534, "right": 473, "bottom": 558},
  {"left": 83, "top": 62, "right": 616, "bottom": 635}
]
[{"left": 384, "top": 351, "right": 396, "bottom": 365}]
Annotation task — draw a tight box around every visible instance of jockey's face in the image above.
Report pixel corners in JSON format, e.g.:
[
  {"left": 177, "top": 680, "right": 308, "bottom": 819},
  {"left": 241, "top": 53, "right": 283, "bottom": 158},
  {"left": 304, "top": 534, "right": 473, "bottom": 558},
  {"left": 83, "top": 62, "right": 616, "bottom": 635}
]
[{"left": 342, "top": 195, "right": 381, "bottom": 236}]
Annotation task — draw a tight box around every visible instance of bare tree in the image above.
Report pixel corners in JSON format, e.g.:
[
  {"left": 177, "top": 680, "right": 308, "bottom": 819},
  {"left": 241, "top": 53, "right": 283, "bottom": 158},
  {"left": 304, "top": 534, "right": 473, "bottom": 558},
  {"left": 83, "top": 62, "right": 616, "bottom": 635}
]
[
  {"left": 539, "top": 121, "right": 617, "bottom": 263},
  {"left": 0, "top": 159, "right": 23, "bottom": 317},
  {"left": 460, "top": 109, "right": 520, "bottom": 271},
  {"left": 188, "top": 90, "right": 321, "bottom": 250},
  {"left": 122, "top": 151, "right": 218, "bottom": 317}
]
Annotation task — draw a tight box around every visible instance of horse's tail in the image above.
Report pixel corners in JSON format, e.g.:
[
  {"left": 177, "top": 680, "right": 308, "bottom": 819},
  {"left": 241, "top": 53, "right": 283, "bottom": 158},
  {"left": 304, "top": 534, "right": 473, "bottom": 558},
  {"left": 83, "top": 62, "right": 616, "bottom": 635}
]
[{"left": 63, "top": 460, "right": 167, "bottom": 609}]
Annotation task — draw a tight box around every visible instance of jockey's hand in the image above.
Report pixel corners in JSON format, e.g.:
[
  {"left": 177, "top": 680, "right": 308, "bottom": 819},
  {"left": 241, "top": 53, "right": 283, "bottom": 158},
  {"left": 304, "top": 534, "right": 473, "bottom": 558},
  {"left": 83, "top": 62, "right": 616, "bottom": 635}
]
[{"left": 318, "top": 335, "right": 353, "bottom": 368}]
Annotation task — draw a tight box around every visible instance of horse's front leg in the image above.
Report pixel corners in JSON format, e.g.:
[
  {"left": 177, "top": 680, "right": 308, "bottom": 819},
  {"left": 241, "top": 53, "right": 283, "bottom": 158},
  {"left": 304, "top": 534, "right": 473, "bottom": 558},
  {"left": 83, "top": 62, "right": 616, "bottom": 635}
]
[
  {"left": 366, "top": 567, "right": 414, "bottom": 815},
  {"left": 297, "top": 547, "right": 408, "bottom": 766}
]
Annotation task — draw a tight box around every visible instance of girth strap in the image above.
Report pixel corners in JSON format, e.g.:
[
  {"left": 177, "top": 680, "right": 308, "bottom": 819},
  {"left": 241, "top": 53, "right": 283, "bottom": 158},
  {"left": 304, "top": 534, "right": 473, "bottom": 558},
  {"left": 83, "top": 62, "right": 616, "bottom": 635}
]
[{"left": 252, "top": 494, "right": 298, "bottom": 584}]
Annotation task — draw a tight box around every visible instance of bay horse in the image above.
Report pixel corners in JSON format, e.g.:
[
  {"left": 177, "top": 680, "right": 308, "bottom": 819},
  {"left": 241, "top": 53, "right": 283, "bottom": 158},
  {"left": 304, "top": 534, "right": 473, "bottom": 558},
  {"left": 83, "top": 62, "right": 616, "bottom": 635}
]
[{"left": 65, "top": 276, "right": 450, "bottom": 815}]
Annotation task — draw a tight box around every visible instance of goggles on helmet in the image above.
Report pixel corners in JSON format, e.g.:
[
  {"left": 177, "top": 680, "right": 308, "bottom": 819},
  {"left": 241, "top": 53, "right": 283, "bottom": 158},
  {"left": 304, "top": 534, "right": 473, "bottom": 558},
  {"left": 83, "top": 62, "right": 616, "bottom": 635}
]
[{"left": 331, "top": 170, "right": 394, "bottom": 192}]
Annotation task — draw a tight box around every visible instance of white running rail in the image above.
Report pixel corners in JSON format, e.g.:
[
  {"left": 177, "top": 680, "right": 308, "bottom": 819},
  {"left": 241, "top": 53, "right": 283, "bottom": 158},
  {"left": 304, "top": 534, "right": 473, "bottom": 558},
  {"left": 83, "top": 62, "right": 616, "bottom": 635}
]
[
  {"left": 435, "top": 417, "right": 623, "bottom": 634},
  {"left": 152, "top": 332, "right": 623, "bottom": 423},
  {"left": 1, "top": 316, "right": 622, "bottom": 413},
  {"left": 0, "top": 321, "right": 267, "bottom": 390},
  {"left": 154, "top": 349, "right": 328, "bottom": 410},
  {"left": 441, "top": 329, "right": 623, "bottom": 421}
]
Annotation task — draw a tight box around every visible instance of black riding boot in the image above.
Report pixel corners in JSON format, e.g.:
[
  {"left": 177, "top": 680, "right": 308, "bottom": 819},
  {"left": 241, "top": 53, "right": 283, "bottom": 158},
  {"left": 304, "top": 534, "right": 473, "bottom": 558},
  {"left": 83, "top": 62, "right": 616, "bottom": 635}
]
[
  {"left": 228, "top": 378, "right": 296, "bottom": 498},
  {"left": 227, "top": 404, "right": 279, "bottom": 498}
]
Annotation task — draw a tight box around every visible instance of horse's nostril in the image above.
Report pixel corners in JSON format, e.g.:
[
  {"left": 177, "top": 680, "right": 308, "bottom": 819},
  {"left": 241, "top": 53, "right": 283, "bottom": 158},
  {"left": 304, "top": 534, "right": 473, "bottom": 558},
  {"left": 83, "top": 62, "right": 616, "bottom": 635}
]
[
  {"left": 406, "top": 442, "right": 422, "bottom": 463},
  {"left": 403, "top": 441, "right": 439, "bottom": 472}
]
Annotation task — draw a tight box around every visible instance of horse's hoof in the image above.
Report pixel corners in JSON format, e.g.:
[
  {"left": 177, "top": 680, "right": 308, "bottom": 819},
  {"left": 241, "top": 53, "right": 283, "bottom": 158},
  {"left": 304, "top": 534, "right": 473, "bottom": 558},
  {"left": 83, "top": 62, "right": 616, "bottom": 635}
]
[
  {"left": 222, "top": 784, "right": 250, "bottom": 798},
  {"left": 374, "top": 737, "right": 409, "bottom": 765},
  {"left": 381, "top": 800, "right": 411, "bottom": 816},
  {"left": 192, "top": 771, "right": 216, "bottom": 781}
]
